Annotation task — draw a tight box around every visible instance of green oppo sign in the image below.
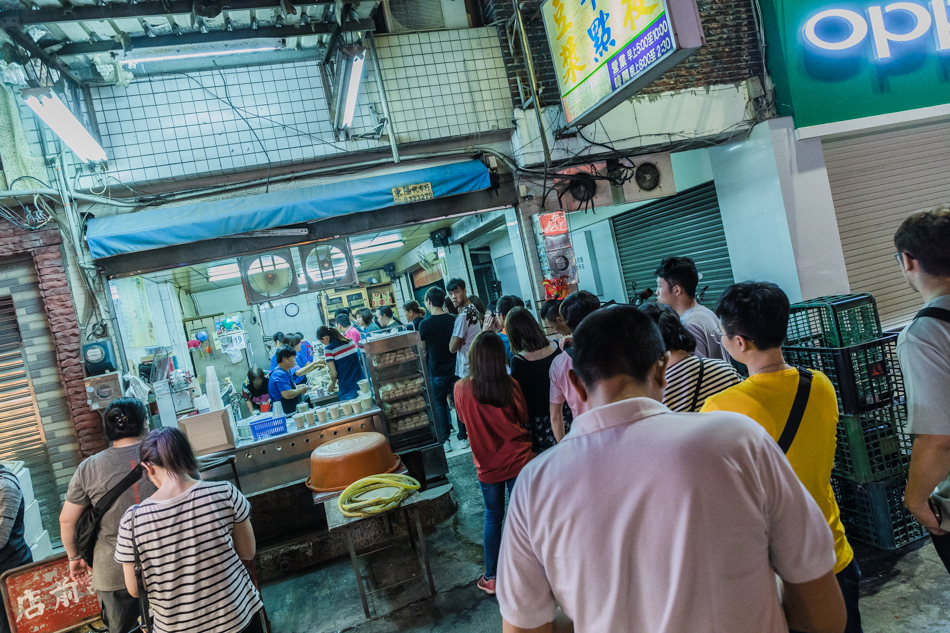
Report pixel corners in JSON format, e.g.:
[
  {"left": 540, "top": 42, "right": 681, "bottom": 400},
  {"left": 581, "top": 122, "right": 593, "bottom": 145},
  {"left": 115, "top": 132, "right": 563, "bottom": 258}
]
[{"left": 759, "top": 0, "right": 950, "bottom": 130}]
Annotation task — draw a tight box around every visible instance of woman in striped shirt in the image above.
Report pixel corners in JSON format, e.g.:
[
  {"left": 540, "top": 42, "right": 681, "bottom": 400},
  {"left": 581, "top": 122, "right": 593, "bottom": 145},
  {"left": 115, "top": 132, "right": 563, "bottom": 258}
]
[
  {"left": 641, "top": 304, "right": 742, "bottom": 412},
  {"left": 115, "top": 428, "right": 263, "bottom": 633},
  {"left": 318, "top": 325, "right": 366, "bottom": 401}
]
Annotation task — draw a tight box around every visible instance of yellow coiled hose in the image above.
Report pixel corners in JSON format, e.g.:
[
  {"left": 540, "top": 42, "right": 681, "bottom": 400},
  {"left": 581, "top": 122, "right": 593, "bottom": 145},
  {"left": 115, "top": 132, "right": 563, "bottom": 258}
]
[{"left": 337, "top": 474, "right": 421, "bottom": 518}]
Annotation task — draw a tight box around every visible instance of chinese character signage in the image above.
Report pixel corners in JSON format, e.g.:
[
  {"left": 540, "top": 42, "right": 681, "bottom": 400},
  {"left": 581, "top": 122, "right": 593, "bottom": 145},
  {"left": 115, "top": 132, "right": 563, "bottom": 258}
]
[
  {"left": 758, "top": 0, "right": 950, "bottom": 131},
  {"left": 1, "top": 557, "right": 102, "bottom": 633},
  {"left": 392, "top": 183, "right": 435, "bottom": 205},
  {"left": 541, "top": 0, "right": 704, "bottom": 128}
]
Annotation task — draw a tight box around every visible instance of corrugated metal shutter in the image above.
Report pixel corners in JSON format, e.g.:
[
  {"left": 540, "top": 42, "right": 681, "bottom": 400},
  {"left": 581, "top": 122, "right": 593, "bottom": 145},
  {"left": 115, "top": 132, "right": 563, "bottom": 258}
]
[
  {"left": 0, "top": 296, "right": 61, "bottom": 544},
  {"left": 823, "top": 120, "right": 950, "bottom": 329},
  {"left": 611, "top": 182, "right": 734, "bottom": 306}
]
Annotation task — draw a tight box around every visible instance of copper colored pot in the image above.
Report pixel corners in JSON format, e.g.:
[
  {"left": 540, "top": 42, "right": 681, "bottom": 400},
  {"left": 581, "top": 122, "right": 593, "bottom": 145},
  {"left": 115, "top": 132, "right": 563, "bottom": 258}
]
[{"left": 305, "top": 432, "right": 401, "bottom": 492}]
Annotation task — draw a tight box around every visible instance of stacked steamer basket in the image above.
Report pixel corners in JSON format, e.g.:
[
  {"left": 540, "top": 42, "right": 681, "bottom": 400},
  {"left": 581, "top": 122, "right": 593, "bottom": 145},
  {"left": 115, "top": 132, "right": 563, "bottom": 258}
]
[{"left": 783, "top": 294, "right": 927, "bottom": 550}]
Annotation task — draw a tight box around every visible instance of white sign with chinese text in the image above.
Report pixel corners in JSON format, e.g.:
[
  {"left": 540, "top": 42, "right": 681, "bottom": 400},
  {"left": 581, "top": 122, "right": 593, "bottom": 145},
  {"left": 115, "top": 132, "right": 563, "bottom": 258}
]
[{"left": 541, "top": 0, "right": 705, "bottom": 128}]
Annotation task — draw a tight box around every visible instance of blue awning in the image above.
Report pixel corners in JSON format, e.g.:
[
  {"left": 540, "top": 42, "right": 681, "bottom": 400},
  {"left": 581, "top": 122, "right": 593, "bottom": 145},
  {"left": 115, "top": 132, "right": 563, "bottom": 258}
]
[{"left": 86, "top": 160, "right": 491, "bottom": 260}]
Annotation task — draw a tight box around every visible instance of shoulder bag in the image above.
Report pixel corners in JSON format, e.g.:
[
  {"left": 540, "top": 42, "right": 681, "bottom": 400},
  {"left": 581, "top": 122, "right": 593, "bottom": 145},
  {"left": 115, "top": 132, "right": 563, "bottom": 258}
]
[
  {"left": 913, "top": 307, "right": 950, "bottom": 531},
  {"left": 776, "top": 368, "right": 813, "bottom": 454},
  {"left": 129, "top": 505, "right": 153, "bottom": 633},
  {"left": 688, "top": 359, "right": 707, "bottom": 412},
  {"left": 74, "top": 463, "right": 144, "bottom": 566}
]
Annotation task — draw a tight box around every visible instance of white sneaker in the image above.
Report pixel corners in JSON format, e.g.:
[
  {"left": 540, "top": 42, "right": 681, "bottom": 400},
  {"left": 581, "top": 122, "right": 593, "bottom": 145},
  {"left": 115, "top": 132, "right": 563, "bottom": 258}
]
[
  {"left": 458, "top": 438, "right": 470, "bottom": 449},
  {"left": 443, "top": 440, "right": 453, "bottom": 453}
]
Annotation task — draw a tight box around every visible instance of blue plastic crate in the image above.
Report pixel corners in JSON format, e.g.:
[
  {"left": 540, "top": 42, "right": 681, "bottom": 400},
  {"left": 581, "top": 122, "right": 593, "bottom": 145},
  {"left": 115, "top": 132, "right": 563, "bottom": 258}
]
[{"left": 250, "top": 415, "right": 287, "bottom": 440}]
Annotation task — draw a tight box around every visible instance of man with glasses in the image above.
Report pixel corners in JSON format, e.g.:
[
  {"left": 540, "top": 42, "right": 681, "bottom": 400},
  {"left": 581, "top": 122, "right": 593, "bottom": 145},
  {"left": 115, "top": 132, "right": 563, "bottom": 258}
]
[{"left": 894, "top": 208, "right": 950, "bottom": 573}]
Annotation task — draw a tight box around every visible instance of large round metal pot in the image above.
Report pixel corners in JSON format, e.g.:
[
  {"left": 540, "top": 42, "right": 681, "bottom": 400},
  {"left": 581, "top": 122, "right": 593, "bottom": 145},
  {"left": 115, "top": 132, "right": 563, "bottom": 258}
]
[{"left": 305, "top": 432, "right": 401, "bottom": 492}]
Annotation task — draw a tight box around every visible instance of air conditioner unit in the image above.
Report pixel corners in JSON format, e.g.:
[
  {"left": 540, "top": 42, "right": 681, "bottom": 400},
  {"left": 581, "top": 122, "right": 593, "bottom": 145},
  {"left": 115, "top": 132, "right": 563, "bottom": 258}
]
[{"left": 382, "top": 0, "right": 470, "bottom": 32}]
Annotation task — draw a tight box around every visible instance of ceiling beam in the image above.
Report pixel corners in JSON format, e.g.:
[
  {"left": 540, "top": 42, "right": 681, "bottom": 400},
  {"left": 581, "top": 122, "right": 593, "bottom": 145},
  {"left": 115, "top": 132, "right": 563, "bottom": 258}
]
[
  {"left": 0, "top": 0, "right": 335, "bottom": 28},
  {"left": 55, "top": 18, "right": 375, "bottom": 57},
  {"left": 5, "top": 27, "right": 84, "bottom": 86}
]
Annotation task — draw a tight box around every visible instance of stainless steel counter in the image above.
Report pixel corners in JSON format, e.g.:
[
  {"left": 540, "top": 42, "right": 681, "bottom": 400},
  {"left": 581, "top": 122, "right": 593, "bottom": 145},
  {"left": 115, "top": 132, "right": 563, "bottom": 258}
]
[{"left": 199, "top": 407, "right": 383, "bottom": 496}]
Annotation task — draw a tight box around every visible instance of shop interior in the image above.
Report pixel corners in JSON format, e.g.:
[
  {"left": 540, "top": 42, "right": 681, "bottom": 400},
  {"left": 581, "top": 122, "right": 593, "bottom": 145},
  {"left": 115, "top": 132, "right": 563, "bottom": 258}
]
[{"left": 103, "top": 209, "right": 526, "bottom": 469}]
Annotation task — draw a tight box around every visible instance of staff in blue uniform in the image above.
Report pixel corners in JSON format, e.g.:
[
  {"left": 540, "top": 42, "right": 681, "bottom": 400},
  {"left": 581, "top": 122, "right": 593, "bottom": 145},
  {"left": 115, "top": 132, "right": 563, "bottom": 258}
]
[{"left": 268, "top": 346, "right": 309, "bottom": 414}]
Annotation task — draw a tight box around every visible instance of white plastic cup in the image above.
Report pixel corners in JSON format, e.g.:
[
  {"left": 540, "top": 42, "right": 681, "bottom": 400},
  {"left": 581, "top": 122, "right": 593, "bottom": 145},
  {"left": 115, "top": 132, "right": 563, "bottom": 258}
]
[
  {"left": 341, "top": 401, "right": 353, "bottom": 416},
  {"left": 315, "top": 408, "right": 327, "bottom": 423}
]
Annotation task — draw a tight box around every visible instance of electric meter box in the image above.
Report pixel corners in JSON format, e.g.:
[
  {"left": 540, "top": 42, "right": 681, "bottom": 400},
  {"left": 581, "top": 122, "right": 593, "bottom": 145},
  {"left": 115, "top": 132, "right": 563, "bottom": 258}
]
[{"left": 82, "top": 338, "right": 117, "bottom": 376}]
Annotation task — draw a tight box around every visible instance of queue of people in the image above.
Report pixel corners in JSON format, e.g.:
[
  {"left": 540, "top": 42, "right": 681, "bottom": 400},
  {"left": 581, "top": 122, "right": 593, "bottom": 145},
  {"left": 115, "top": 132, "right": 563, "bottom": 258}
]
[{"left": 52, "top": 208, "right": 949, "bottom": 632}]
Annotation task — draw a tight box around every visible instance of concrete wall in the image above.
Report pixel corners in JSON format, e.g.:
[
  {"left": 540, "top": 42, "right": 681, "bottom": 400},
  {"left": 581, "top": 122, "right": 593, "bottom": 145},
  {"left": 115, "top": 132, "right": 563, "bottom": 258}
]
[
  {"left": 767, "top": 118, "right": 850, "bottom": 299},
  {"left": 709, "top": 124, "right": 803, "bottom": 302}
]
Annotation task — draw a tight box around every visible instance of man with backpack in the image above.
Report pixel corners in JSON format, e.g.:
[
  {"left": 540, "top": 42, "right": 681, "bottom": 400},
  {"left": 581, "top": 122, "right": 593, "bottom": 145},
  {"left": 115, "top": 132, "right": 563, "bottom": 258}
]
[
  {"left": 702, "top": 281, "right": 861, "bottom": 632},
  {"left": 895, "top": 208, "right": 950, "bottom": 572}
]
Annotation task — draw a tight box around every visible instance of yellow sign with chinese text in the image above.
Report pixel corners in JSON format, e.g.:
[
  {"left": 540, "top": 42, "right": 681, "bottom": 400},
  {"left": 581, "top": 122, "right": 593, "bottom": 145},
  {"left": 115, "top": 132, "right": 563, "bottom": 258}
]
[
  {"left": 392, "top": 182, "right": 435, "bottom": 205},
  {"left": 541, "top": 0, "right": 674, "bottom": 125}
]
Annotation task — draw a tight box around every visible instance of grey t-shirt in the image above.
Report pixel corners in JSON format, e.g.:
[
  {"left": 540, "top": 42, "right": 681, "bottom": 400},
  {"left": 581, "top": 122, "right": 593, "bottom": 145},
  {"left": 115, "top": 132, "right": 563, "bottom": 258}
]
[
  {"left": 897, "top": 295, "right": 950, "bottom": 493},
  {"left": 65, "top": 443, "right": 157, "bottom": 591},
  {"left": 682, "top": 304, "right": 729, "bottom": 362}
]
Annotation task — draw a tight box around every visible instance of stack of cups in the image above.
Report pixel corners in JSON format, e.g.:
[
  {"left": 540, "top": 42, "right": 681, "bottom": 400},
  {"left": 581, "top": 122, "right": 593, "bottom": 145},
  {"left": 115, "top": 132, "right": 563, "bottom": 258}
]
[{"left": 358, "top": 379, "right": 370, "bottom": 395}]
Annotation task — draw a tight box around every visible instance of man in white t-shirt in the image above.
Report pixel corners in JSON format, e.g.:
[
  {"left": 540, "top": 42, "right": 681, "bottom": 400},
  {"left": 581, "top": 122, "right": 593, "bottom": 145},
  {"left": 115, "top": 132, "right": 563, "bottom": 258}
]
[
  {"left": 497, "top": 305, "right": 845, "bottom": 633},
  {"left": 447, "top": 278, "right": 481, "bottom": 447},
  {"left": 655, "top": 256, "right": 729, "bottom": 361}
]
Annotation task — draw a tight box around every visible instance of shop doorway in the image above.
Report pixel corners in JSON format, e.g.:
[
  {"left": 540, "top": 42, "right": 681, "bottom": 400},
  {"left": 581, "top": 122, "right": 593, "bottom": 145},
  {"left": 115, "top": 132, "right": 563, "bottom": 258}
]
[{"left": 469, "top": 248, "right": 502, "bottom": 304}]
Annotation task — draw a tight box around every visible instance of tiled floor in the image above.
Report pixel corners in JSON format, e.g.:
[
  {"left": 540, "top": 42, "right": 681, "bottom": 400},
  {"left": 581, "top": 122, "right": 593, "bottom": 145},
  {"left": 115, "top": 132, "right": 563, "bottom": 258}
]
[{"left": 262, "top": 451, "right": 950, "bottom": 632}]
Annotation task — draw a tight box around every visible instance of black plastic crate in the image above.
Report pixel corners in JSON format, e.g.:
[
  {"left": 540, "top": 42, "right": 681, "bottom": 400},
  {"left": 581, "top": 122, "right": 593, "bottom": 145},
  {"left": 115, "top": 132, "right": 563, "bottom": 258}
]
[
  {"left": 786, "top": 294, "right": 882, "bottom": 348},
  {"left": 834, "top": 405, "right": 910, "bottom": 483},
  {"left": 831, "top": 473, "right": 927, "bottom": 550},
  {"left": 783, "top": 334, "right": 903, "bottom": 414}
]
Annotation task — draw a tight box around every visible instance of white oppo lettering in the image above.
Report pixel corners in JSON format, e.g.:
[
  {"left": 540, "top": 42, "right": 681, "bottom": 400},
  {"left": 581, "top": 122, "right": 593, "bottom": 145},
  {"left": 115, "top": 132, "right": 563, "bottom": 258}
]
[{"left": 804, "top": 1, "right": 950, "bottom": 59}]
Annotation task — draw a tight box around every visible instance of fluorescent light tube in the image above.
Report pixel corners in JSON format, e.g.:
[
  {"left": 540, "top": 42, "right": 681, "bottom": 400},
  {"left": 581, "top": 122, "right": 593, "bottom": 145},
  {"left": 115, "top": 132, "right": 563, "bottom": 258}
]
[
  {"left": 352, "top": 241, "right": 404, "bottom": 255},
  {"left": 21, "top": 88, "right": 107, "bottom": 163},
  {"left": 351, "top": 234, "right": 402, "bottom": 250},
  {"left": 207, "top": 263, "right": 241, "bottom": 282},
  {"left": 341, "top": 54, "right": 365, "bottom": 128},
  {"left": 120, "top": 47, "right": 281, "bottom": 67}
]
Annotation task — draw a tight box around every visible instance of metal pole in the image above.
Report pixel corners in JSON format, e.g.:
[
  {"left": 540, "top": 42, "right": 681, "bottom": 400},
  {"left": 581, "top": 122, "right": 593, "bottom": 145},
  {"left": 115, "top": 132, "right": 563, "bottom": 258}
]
[
  {"left": 366, "top": 31, "right": 400, "bottom": 164},
  {"left": 513, "top": 0, "right": 552, "bottom": 169}
]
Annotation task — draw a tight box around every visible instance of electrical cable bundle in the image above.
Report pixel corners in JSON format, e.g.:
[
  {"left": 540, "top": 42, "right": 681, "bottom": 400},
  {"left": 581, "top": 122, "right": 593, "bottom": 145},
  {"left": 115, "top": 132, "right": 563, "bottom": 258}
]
[{"left": 337, "top": 474, "right": 420, "bottom": 518}]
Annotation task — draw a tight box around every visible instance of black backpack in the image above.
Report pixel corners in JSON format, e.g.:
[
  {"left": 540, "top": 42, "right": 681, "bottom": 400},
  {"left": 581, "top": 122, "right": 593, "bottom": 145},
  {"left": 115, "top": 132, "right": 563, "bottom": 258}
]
[{"left": 74, "top": 464, "right": 144, "bottom": 566}]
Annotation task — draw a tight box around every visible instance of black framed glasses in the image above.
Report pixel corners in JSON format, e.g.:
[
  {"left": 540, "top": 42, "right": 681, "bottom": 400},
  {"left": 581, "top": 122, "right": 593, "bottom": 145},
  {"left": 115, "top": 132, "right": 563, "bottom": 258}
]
[{"left": 895, "top": 252, "right": 914, "bottom": 266}]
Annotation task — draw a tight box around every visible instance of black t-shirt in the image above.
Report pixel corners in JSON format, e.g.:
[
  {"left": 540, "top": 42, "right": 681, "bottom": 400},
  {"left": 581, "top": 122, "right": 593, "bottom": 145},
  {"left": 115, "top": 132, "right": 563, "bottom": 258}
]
[
  {"left": 418, "top": 314, "right": 457, "bottom": 378},
  {"left": 510, "top": 347, "right": 562, "bottom": 420}
]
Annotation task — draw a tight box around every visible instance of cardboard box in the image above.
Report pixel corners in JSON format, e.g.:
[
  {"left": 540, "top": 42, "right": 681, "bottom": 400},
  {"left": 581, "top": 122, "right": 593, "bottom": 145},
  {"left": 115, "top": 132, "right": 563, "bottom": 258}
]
[
  {"left": 23, "top": 500, "right": 42, "bottom": 543},
  {"left": 29, "top": 530, "right": 52, "bottom": 561},
  {"left": 178, "top": 409, "right": 235, "bottom": 456}
]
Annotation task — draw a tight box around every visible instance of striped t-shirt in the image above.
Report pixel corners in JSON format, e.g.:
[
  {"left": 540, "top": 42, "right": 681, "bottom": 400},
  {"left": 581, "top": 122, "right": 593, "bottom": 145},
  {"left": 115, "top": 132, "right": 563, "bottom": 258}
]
[
  {"left": 115, "top": 481, "right": 262, "bottom": 633},
  {"left": 323, "top": 338, "right": 365, "bottom": 396},
  {"left": 664, "top": 355, "right": 742, "bottom": 412}
]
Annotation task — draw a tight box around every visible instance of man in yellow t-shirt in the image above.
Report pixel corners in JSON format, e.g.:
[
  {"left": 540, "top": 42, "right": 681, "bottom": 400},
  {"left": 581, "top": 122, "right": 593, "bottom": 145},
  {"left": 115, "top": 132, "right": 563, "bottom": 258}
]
[{"left": 701, "top": 281, "right": 861, "bottom": 633}]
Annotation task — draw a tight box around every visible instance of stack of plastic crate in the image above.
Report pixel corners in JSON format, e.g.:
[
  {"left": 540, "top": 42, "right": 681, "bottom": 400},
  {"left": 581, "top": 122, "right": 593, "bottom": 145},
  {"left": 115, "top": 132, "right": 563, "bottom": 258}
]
[{"left": 783, "top": 294, "right": 927, "bottom": 550}]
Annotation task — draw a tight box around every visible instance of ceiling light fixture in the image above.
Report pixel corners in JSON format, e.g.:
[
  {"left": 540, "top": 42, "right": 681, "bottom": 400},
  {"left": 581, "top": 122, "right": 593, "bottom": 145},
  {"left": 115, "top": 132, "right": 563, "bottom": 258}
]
[
  {"left": 352, "top": 241, "right": 404, "bottom": 255},
  {"left": 20, "top": 88, "right": 107, "bottom": 163},
  {"left": 351, "top": 234, "right": 402, "bottom": 251},
  {"left": 341, "top": 54, "right": 365, "bottom": 128},
  {"left": 119, "top": 46, "right": 280, "bottom": 67},
  {"left": 207, "top": 262, "right": 242, "bottom": 282}
]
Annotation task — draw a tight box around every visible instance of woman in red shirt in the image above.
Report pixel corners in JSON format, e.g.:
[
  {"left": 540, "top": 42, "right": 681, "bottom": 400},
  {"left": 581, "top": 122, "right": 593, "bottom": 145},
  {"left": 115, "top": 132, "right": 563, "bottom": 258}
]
[{"left": 453, "top": 331, "right": 533, "bottom": 595}]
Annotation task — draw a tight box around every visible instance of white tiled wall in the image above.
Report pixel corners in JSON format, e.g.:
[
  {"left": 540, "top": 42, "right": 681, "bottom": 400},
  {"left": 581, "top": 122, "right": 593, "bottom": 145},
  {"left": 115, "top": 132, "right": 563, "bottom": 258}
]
[
  {"left": 257, "top": 293, "right": 325, "bottom": 342},
  {"left": 38, "top": 26, "right": 514, "bottom": 188}
]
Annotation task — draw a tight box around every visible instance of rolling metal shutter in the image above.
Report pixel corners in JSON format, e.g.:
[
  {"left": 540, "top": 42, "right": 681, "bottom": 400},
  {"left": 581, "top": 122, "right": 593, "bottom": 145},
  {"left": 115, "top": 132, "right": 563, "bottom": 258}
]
[
  {"left": 823, "top": 119, "right": 950, "bottom": 329},
  {"left": 611, "top": 182, "right": 734, "bottom": 306},
  {"left": 0, "top": 296, "right": 61, "bottom": 544}
]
